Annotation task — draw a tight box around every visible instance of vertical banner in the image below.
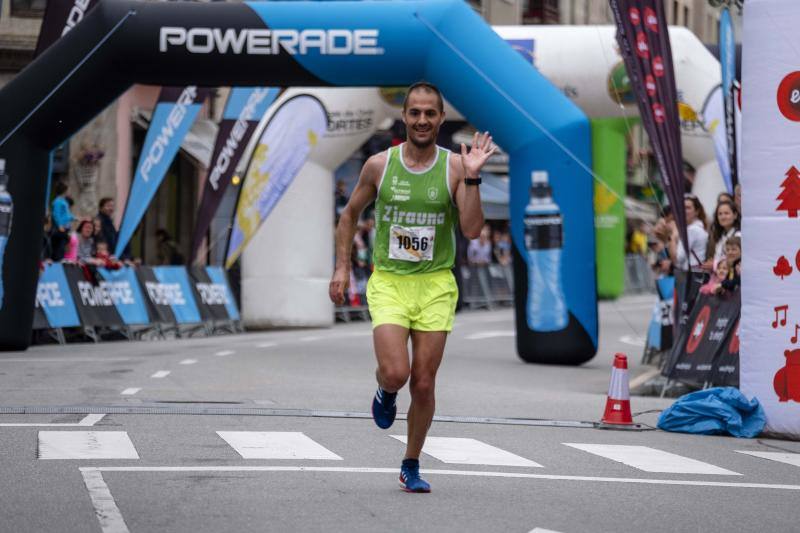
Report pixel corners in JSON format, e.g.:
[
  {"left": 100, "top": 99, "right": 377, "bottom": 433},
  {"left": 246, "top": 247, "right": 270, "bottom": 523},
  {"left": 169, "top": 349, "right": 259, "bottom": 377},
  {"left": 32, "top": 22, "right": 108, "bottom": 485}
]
[
  {"left": 116, "top": 86, "right": 209, "bottom": 257},
  {"left": 702, "top": 86, "right": 731, "bottom": 193},
  {"left": 190, "top": 87, "right": 279, "bottom": 263},
  {"left": 35, "top": 264, "right": 80, "bottom": 328},
  {"left": 741, "top": 0, "right": 800, "bottom": 438},
  {"left": 34, "top": 0, "right": 99, "bottom": 57},
  {"left": 225, "top": 95, "right": 328, "bottom": 268},
  {"left": 719, "top": 7, "right": 737, "bottom": 192},
  {"left": 609, "top": 0, "right": 688, "bottom": 251}
]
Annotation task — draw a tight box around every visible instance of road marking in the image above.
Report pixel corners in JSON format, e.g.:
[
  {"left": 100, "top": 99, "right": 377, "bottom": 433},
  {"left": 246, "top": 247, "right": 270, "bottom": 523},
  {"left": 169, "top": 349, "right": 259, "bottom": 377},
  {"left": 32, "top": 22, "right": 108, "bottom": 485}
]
[
  {"left": 0, "top": 357, "right": 133, "bottom": 363},
  {"left": 464, "top": 330, "right": 515, "bottom": 340},
  {"left": 215, "top": 350, "right": 235, "bottom": 357},
  {"left": 564, "top": 444, "right": 740, "bottom": 475},
  {"left": 150, "top": 371, "right": 170, "bottom": 379},
  {"left": 299, "top": 336, "right": 322, "bottom": 342},
  {"left": 79, "top": 465, "right": 800, "bottom": 491},
  {"left": 120, "top": 388, "right": 140, "bottom": 396},
  {"left": 38, "top": 431, "right": 139, "bottom": 460},
  {"left": 391, "top": 436, "right": 542, "bottom": 468},
  {"left": 736, "top": 451, "right": 800, "bottom": 467},
  {"left": 0, "top": 413, "right": 105, "bottom": 427},
  {"left": 179, "top": 359, "right": 197, "bottom": 365},
  {"left": 529, "top": 529, "right": 564, "bottom": 533},
  {"left": 619, "top": 335, "right": 645, "bottom": 347},
  {"left": 257, "top": 342, "right": 278, "bottom": 348},
  {"left": 81, "top": 469, "right": 131, "bottom": 533},
  {"left": 217, "top": 431, "right": 343, "bottom": 460}
]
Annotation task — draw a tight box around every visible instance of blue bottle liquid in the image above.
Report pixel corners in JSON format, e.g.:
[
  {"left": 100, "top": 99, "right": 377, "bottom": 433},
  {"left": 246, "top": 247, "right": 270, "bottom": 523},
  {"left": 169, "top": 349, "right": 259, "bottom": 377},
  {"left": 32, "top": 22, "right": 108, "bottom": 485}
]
[{"left": 524, "top": 171, "right": 567, "bottom": 331}]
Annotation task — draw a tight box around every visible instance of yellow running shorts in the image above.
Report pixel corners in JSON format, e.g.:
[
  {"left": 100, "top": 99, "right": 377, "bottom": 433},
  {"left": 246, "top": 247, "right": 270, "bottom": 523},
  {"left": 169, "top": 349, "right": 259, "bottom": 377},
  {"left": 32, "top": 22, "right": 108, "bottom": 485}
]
[{"left": 366, "top": 269, "right": 458, "bottom": 332}]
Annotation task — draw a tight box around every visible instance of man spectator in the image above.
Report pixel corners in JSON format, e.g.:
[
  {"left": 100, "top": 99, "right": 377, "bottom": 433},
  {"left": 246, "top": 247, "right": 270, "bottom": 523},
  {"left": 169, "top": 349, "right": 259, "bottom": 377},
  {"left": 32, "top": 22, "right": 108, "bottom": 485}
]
[
  {"left": 97, "top": 197, "right": 131, "bottom": 259},
  {"left": 467, "top": 224, "right": 492, "bottom": 266},
  {"left": 156, "top": 228, "right": 184, "bottom": 265},
  {"left": 50, "top": 182, "right": 75, "bottom": 261}
]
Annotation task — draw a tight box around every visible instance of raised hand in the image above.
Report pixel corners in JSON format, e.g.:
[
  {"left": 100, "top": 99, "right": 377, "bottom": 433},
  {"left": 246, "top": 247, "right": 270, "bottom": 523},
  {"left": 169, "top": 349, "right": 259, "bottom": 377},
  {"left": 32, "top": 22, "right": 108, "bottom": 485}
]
[{"left": 460, "top": 131, "right": 497, "bottom": 178}]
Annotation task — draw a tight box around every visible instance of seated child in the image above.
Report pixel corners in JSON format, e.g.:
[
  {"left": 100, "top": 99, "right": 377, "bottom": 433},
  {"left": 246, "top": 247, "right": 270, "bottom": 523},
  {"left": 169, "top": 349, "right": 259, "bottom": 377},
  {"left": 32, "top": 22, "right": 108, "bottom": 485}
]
[{"left": 701, "top": 259, "right": 729, "bottom": 295}]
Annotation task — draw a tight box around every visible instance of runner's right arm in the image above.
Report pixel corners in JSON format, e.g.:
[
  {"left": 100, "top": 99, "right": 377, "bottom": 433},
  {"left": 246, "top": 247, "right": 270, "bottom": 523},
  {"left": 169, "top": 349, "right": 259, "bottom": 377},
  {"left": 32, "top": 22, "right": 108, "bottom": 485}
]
[{"left": 329, "top": 152, "right": 385, "bottom": 305}]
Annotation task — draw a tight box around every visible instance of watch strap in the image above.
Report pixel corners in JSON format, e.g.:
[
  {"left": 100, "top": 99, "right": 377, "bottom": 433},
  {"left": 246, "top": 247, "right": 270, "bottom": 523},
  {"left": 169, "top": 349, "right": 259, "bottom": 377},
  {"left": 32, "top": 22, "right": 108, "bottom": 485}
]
[{"left": 464, "top": 176, "right": 482, "bottom": 186}]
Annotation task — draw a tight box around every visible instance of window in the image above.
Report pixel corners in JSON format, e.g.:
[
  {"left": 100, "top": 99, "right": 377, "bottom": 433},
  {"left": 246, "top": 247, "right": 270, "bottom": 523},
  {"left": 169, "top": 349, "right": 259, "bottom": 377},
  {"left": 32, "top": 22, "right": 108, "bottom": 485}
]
[
  {"left": 683, "top": 5, "right": 690, "bottom": 28},
  {"left": 672, "top": 1, "right": 679, "bottom": 25},
  {"left": 10, "top": 0, "right": 46, "bottom": 18}
]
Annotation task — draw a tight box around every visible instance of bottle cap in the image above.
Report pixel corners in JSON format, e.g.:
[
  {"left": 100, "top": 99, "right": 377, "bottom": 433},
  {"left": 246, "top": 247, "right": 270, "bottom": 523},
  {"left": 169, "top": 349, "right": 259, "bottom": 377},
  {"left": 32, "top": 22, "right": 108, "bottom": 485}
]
[{"left": 531, "top": 171, "right": 548, "bottom": 186}]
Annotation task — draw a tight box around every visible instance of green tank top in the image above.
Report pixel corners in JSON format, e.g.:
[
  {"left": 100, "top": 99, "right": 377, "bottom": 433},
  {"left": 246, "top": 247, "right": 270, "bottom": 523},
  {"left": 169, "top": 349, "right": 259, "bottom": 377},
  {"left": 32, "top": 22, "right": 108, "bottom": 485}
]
[{"left": 373, "top": 144, "right": 458, "bottom": 274}]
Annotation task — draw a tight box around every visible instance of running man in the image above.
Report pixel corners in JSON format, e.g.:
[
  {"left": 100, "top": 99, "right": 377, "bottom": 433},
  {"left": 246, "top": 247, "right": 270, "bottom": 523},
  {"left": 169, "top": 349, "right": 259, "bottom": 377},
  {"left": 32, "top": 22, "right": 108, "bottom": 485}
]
[{"left": 329, "top": 82, "right": 495, "bottom": 493}]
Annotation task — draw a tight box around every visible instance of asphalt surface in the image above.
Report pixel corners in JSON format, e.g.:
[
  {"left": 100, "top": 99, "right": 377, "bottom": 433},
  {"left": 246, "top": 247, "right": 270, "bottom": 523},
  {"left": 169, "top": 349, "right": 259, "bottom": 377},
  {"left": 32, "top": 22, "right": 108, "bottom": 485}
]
[{"left": 1, "top": 294, "right": 798, "bottom": 533}]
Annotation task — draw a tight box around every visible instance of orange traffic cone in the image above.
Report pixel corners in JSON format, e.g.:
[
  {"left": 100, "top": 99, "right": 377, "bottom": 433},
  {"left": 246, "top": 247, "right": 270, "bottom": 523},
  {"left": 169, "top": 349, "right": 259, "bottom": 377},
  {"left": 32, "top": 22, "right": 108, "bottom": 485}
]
[{"left": 601, "top": 353, "right": 633, "bottom": 425}]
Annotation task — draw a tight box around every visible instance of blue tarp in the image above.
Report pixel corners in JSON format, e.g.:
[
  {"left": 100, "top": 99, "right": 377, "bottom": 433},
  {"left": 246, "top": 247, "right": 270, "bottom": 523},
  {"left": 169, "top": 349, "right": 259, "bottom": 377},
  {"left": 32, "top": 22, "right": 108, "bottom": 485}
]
[{"left": 657, "top": 387, "right": 766, "bottom": 438}]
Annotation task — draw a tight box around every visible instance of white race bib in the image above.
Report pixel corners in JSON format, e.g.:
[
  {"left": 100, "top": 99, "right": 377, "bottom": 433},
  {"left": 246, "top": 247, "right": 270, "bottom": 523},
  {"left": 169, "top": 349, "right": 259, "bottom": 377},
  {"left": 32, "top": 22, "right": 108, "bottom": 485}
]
[{"left": 389, "top": 225, "right": 435, "bottom": 262}]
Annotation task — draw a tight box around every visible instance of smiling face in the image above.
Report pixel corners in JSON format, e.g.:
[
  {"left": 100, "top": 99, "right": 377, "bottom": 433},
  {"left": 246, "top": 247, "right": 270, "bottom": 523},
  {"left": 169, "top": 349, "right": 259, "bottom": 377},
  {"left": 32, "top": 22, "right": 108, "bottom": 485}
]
[
  {"left": 716, "top": 203, "right": 736, "bottom": 230},
  {"left": 402, "top": 87, "right": 445, "bottom": 149},
  {"left": 715, "top": 260, "right": 729, "bottom": 279},
  {"left": 684, "top": 199, "right": 697, "bottom": 224}
]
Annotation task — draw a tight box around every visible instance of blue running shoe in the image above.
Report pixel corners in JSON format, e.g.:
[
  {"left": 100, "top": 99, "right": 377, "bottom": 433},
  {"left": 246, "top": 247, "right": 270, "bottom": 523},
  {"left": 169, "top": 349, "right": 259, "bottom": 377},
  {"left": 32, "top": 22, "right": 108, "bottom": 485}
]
[
  {"left": 399, "top": 459, "right": 430, "bottom": 493},
  {"left": 371, "top": 388, "right": 396, "bottom": 429}
]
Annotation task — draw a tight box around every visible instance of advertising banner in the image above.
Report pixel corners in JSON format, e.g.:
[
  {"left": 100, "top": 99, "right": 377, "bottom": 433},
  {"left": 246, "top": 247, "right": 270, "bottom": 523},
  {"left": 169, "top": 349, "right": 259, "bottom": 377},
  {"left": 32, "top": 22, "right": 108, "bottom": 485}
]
[
  {"left": 702, "top": 86, "right": 731, "bottom": 193},
  {"left": 147, "top": 266, "right": 201, "bottom": 324},
  {"left": 741, "top": 0, "right": 800, "bottom": 437},
  {"left": 225, "top": 95, "right": 328, "bottom": 268},
  {"left": 609, "top": 0, "right": 688, "bottom": 251},
  {"left": 189, "top": 266, "right": 239, "bottom": 321},
  {"left": 646, "top": 276, "right": 674, "bottom": 352},
  {"left": 190, "top": 87, "right": 279, "bottom": 263},
  {"left": 35, "top": 263, "right": 80, "bottom": 328},
  {"left": 666, "top": 291, "right": 739, "bottom": 385},
  {"left": 62, "top": 263, "right": 124, "bottom": 327},
  {"left": 34, "top": 0, "right": 99, "bottom": 57},
  {"left": 95, "top": 266, "right": 151, "bottom": 325},
  {"left": 719, "top": 7, "right": 737, "bottom": 192},
  {"left": 116, "top": 86, "right": 209, "bottom": 257}
]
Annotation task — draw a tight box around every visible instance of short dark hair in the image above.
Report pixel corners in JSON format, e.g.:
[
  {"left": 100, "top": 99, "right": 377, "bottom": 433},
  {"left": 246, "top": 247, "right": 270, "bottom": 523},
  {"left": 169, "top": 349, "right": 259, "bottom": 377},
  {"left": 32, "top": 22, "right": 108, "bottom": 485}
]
[
  {"left": 53, "top": 181, "right": 68, "bottom": 196},
  {"left": 403, "top": 81, "right": 444, "bottom": 112},
  {"left": 99, "top": 197, "right": 113, "bottom": 210}
]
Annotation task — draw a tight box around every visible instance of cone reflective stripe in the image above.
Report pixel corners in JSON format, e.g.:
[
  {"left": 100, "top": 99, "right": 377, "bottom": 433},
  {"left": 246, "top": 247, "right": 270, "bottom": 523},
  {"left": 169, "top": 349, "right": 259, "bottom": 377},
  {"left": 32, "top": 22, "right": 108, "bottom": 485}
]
[{"left": 602, "top": 353, "right": 633, "bottom": 425}]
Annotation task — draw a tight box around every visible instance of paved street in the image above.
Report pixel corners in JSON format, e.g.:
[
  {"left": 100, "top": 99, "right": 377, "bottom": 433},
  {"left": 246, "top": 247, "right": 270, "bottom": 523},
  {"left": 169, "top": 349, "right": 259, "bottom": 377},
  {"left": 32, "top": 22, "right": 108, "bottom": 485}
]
[{"left": 1, "top": 295, "right": 798, "bottom": 533}]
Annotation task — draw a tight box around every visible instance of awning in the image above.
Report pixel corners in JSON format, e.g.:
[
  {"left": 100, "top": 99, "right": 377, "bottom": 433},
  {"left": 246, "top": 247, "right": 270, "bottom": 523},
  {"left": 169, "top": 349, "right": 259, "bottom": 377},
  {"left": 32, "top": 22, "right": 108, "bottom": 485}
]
[{"left": 132, "top": 107, "right": 218, "bottom": 168}]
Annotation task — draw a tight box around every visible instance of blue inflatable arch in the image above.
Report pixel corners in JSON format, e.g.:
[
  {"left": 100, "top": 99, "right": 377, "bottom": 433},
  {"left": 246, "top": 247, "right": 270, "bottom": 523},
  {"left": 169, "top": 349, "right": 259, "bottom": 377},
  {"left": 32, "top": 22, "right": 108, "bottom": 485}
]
[{"left": 0, "top": 0, "right": 597, "bottom": 362}]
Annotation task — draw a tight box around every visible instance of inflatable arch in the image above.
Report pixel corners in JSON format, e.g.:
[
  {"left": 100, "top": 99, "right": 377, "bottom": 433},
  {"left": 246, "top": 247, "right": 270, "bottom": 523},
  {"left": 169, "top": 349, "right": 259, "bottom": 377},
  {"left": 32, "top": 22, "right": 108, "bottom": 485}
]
[{"left": 0, "top": 0, "right": 597, "bottom": 364}]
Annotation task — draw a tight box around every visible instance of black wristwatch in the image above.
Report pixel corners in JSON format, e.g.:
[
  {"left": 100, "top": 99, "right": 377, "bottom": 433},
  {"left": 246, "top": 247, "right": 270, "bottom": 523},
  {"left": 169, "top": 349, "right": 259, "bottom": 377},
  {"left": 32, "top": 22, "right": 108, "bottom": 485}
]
[{"left": 464, "top": 176, "right": 481, "bottom": 186}]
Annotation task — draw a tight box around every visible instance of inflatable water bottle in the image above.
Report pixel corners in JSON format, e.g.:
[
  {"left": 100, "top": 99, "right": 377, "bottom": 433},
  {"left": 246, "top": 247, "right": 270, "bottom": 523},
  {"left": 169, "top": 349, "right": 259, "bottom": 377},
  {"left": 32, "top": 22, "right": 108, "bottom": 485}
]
[
  {"left": 0, "top": 160, "right": 12, "bottom": 309},
  {"left": 524, "top": 170, "right": 568, "bottom": 331}
]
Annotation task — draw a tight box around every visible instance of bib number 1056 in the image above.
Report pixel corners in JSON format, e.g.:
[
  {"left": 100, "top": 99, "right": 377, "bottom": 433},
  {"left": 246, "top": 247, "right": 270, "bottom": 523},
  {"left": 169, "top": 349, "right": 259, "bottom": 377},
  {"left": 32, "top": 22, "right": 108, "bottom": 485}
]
[{"left": 389, "top": 225, "right": 435, "bottom": 262}]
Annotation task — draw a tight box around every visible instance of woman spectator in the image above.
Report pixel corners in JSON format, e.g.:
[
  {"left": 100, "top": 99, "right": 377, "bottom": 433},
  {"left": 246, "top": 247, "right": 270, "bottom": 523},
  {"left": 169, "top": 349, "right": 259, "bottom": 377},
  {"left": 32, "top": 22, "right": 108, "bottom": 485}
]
[
  {"left": 660, "top": 194, "right": 708, "bottom": 272},
  {"left": 705, "top": 200, "right": 740, "bottom": 269},
  {"left": 467, "top": 224, "right": 492, "bottom": 266},
  {"left": 75, "top": 219, "right": 95, "bottom": 263}
]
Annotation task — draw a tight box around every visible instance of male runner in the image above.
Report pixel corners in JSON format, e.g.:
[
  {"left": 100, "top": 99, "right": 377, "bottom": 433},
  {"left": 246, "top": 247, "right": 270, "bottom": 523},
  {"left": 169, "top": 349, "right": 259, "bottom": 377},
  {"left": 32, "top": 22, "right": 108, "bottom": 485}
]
[{"left": 329, "top": 82, "right": 495, "bottom": 493}]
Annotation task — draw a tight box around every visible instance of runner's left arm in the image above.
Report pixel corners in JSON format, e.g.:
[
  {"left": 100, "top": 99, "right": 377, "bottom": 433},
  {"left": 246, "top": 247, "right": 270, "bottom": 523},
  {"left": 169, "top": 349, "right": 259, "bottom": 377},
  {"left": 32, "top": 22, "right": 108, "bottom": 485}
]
[{"left": 454, "top": 131, "right": 496, "bottom": 239}]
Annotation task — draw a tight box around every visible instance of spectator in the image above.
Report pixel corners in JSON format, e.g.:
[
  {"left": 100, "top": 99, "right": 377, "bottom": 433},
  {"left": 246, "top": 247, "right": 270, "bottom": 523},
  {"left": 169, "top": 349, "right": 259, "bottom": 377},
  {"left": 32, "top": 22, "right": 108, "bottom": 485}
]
[
  {"left": 661, "top": 194, "right": 708, "bottom": 272},
  {"left": 41, "top": 216, "right": 53, "bottom": 262},
  {"left": 50, "top": 182, "right": 75, "bottom": 261},
  {"left": 97, "top": 197, "right": 130, "bottom": 259},
  {"left": 493, "top": 229, "right": 511, "bottom": 266},
  {"left": 628, "top": 221, "right": 648, "bottom": 255},
  {"left": 62, "top": 226, "right": 79, "bottom": 262},
  {"left": 155, "top": 228, "right": 184, "bottom": 265},
  {"left": 717, "top": 191, "right": 734, "bottom": 205},
  {"left": 734, "top": 183, "right": 742, "bottom": 213},
  {"left": 94, "top": 240, "right": 122, "bottom": 269},
  {"left": 335, "top": 180, "right": 349, "bottom": 220},
  {"left": 467, "top": 224, "right": 492, "bottom": 266},
  {"left": 718, "top": 257, "right": 741, "bottom": 295},
  {"left": 700, "top": 260, "right": 729, "bottom": 295},
  {"left": 92, "top": 216, "right": 102, "bottom": 239},
  {"left": 705, "top": 200, "right": 740, "bottom": 269},
  {"left": 76, "top": 219, "right": 95, "bottom": 263},
  {"left": 724, "top": 235, "right": 741, "bottom": 266}
]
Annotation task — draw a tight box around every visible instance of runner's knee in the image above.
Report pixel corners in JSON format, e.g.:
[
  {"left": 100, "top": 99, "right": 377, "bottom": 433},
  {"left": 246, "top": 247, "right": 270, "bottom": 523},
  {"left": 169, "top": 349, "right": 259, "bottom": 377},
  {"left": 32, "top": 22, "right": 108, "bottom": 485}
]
[
  {"left": 409, "top": 375, "right": 435, "bottom": 401},
  {"left": 380, "top": 367, "right": 410, "bottom": 391}
]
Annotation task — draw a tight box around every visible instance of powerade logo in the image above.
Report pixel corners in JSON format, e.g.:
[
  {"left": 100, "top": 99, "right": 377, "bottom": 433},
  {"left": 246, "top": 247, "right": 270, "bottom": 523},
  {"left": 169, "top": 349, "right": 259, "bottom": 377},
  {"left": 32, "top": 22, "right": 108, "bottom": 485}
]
[
  {"left": 209, "top": 88, "right": 270, "bottom": 191},
  {"left": 37, "top": 283, "right": 65, "bottom": 307},
  {"left": 63, "top": 0, "right": 93, "bottom": 36},
  {"left": 77, "top": 281, "right": 135, "bottom": 307},
  {"left": 145, "top": 282, "right": 187, "bottom": 306},
  {"left": 159, "top": 27, "right": 384, "bottom": 56},
  {"left": 141, "top": 86, "right": 197, "bottom": 182},
  {"left": 196, "top": 283, "right": 230, "bottom": 306}
]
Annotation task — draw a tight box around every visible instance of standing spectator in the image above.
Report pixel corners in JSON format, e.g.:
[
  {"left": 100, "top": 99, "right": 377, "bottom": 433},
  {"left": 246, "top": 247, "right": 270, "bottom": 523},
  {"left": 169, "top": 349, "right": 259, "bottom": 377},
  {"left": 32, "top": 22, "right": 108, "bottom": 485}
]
[
  {"left": 734, "top": 183, "right": 742, "bottom": 213},
  {"left": 75, "top": 219, "right": 95, "bottom": 263},
  {"left": 492, "top": 228, "right": 511, "bottom": 266},
  {"left": 96, "top": 197, "right": 131, "bottom": 259},
  {"left": 661, "top": 194, "right": 708, "bottom": 272},
  {"left": 467, "top": 224, "right": 492, "bottom": 266},
  {"left": 706, "top": 200, "right": 740, "bottom": 269},
  {"left": 50, "top": 182, "right": 75, "bottom": 261},
  {"left": 156, "top": 228, "right": 184, "bottom": 265}
]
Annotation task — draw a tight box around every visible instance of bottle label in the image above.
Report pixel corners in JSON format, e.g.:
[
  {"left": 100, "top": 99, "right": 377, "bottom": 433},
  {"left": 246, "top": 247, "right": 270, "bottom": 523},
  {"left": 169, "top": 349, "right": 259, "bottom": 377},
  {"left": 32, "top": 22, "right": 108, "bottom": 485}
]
[
  {"left": 524, "top": 214, "right": 562, "bottom": 250},
  {"left": 389, "top": 224, "right": 435, "bottom": 262}
]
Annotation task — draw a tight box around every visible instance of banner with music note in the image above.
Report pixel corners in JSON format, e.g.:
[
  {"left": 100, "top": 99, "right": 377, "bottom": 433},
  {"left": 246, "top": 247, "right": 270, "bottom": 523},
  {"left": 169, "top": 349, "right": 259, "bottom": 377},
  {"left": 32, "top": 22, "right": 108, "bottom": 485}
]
[{"left": 740, "top": 0, "right": 800, "bottom": 439}]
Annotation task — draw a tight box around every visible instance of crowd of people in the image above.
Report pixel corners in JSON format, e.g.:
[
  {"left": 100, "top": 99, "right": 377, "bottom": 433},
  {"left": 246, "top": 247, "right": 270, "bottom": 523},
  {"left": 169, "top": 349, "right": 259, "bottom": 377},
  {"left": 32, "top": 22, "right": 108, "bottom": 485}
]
[
  {"left": 42, "top": 182, "right": 183, "bottom": 270},
  {"left": 648, "top": 184, "right": 742, "bottom": 313}
]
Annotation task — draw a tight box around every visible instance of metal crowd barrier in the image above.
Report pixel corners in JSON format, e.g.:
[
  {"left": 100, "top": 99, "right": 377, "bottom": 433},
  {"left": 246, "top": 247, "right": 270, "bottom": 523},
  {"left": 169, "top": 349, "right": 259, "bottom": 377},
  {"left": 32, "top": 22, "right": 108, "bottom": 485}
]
[{"left": 624, "top": 254, "right": 655, "bottom": 294}]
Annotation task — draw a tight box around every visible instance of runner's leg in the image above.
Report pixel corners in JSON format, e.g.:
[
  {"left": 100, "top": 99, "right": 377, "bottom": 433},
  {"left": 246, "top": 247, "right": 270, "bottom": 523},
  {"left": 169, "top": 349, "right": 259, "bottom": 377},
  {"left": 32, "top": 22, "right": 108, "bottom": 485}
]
[
  {"left": 405, "top": 330, "right": 447, "bottom": 459},
  {"left": 373, "top": 324, "right": 411, "bottom": 393}
]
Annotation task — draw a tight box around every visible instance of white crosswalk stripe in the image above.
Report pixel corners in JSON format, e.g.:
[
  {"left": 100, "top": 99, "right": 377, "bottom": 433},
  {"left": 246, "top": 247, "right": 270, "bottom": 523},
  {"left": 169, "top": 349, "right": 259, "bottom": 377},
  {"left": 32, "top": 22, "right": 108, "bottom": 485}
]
[
  {"left": 391, "top": 436, "right": 543, "bottom": 467},
  {"left": 564, "top": 444, "right": 741, "bottom": 475},
  {"left": 736, "top": 451, "right": 800, "bottom": 468},
  {"left": 38, "top": 431, "right": 139, "bottom": 460},
  {"left": 217, "top": 431, "right": 343, "bottom": 460}
]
